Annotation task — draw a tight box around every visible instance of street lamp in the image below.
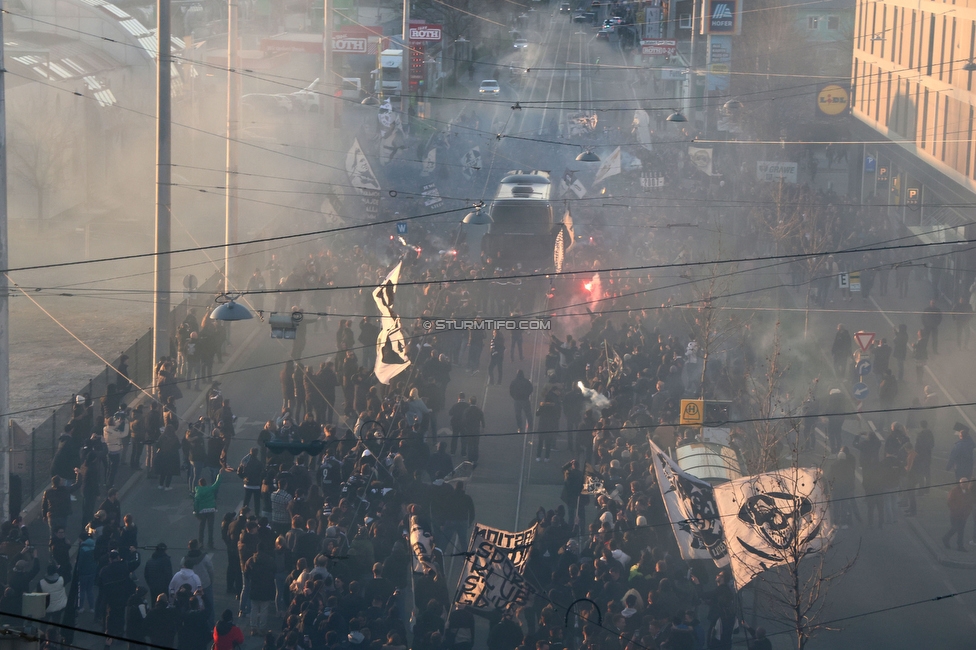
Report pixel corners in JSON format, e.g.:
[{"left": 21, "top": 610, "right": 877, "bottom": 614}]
[
  {"left": 575, "top": 149, "right": 601, "bottom": 162},
  {"left": 462, "top": 202, "right": 491, "bottom": 225},
  {"left": 722, "top": 99, "right": 743, "bottom": 113},
  {"left": 209, "top": 292, "right": 253, "bottom": 321},
  {"left": 964, "top": 59, "right": 976, "bottom": 72},
  {"left": 666, "top": 110, "right": 687, "bottom": 123},
  {"left": 361, "top": 95, "right": 381, "bottom": 106}
]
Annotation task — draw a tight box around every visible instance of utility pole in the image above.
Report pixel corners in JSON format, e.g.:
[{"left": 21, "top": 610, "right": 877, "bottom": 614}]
[
  {"left": 225, "top": 0, "right": 238, "bottom": 289},
  {"left": 153, "top": 0, "right": 172, "bottom": 386},
  {"left": 323, "top": 0, "right": 334, "bottom": 133},
  {"left": 0, "top": 0, "right": 11, "bottom": 523},
  {"left": 401, "top": 0, "right": 410, "bottom": 115}
]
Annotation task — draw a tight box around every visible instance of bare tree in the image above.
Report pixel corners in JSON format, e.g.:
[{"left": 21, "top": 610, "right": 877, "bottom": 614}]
[
  {"left": 9, "top": 89, "right": 70, "bottom": 225},
  {"left": 743, "top": 452, "right": 858, "bottom": 650}
]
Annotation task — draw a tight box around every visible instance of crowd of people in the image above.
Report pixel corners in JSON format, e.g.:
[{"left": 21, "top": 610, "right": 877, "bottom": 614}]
[{"left": 4, "top": 139, "right": 975, "bottom": 650}]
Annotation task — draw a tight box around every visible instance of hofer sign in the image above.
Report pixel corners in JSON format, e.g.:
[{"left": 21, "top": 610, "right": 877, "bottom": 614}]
[{"left": 409, "top": 24, "right": 442, "bottom": 41}]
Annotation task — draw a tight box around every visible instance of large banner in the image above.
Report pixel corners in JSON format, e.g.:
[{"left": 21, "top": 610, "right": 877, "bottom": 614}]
[
  {"left": 346, "top": 138, "right": 381, "bottom": 219},
  {"left": 372, "top": 262, "right": 411, "bottom": 384},
  {"left": 713, "top": 468, "right": 831, "bottom": 588},
  {"left": 650, "top": 441, "right": 729, "bottom": 567},
  {"left": 454, "top": 523, "right": 537, "bottom": 612}
]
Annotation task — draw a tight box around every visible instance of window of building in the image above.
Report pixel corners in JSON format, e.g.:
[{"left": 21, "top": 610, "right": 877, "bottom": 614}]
[
  {"left": 891, "top": 8, "right": 898, "bottom": 62},
  {"left": 875, "top": 69, "right": 882, "bottom": 121},
  {"left": 908, "top": 11, "right": 916, "bottom": 69},
  {"left": 885, "top": 72, "right": 892, "bottom": 127},
  {"left": 808, "top": 16, "right": 819, "bottom": 30},
  {"left": 679, "top": 14, "right": 692, "bottom": 28},
  {"left": 942, "top": 97, "right": 949, "bottom": 161},
  {"left": 921, "top": 88, "right": 929, "bottom": 149},
  {"left": 967, "top": 106, "right": 974, "bottom": 178},
  {"left": 827, "top": 16, "right": 839, "bottom": 30},
  {"left": 927, "top": 14, "right": 935, "bottom": 76}
]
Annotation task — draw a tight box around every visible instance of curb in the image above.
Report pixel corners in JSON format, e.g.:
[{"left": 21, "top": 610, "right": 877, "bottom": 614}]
[{"left": 906, "top": 516, "right": 976, "bottom": 570}]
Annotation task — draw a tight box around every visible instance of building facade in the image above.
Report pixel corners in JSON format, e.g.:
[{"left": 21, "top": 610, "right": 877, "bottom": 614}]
[{"left": 852, "top": 0, "right": 976, "bottom": 300}]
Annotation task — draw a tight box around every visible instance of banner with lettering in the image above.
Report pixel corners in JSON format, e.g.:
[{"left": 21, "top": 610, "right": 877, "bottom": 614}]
[{"left": 453, "top": 523, "right": 537, "bottom": 612}]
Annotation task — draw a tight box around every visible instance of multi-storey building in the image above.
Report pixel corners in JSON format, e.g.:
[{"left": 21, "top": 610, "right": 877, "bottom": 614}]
[{"left": 852, "top": 0, "right": 976, "bottom": 298}]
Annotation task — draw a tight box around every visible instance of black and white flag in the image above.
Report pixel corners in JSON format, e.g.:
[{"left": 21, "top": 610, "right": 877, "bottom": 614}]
[
  {"left": 454, "top": 523, "right": 537, "bottom": 612},
  {"left": 372, "top": 262, "right": 410, "bottom": 384},
  {"left": 650, "top": 440, "right": 729, "bottom": 567},
  {"left": 713, "top": 468, "right": 832, "bottom": 588}
]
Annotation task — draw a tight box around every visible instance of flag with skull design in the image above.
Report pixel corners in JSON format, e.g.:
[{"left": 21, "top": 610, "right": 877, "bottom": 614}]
[
  {"left": 713, "top": 468, "right": 833, "bottom": 587},
  {"left": 649, "top": 441, "right": 729, "bottom": 567}
]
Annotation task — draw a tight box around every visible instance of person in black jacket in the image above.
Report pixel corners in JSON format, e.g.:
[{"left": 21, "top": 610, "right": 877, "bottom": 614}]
[
  {"left": 486, "top": 608, "right": 523, "bottom": 650},
  {"left": 509, "top": 370, "right": 534, "bottom": 433},
  {"left": 143, "top": 543, "right": 173, "bottom": 604},
  {"left": 97, "top": 550, "right": 133, "bottom": 638},
  {"left": 49, "top": 527, "right": 72, "bottom": 584},
  {"left": 448, "top": 394, "right": 468, "bottom": 456},
  {"left": 124, "top": 586, "right": 148, "bottom": 648},
  {"left": 560, "top": 460, "right": 586, "bottom": 525},
  {"left": 238, "top": 448, "right": 264, "bottom": 516},
  {"left": 50, "top": 434, "right": 81, "bottom": 485},
  {"left": 221, "top": 513, "right": 243, "bottom": 596},
  {"left": 80, "top": 438, "right": 106, "bottom": 524},
  {"left": 487, "top": 332, "right": 506, "bottom": 385},
  {"left": 535, "top": 391, "right": 561, "bottom": 462},
  {"left": 41, "top": 474, "right": 80, "bottom": 542},
  {"left": 144, "top": 594, "right": 179, "bottom": 648},
  {"left": 244, "top": 548, "right": 277, "bottom": 636},
  {"left": 9, "top": 551, "right": 40, "bottom": 597}
]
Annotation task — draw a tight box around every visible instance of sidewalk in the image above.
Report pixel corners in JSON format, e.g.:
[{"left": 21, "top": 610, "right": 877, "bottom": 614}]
[{"left": 787, "top": 241, "right": 976, "bottom": 569}]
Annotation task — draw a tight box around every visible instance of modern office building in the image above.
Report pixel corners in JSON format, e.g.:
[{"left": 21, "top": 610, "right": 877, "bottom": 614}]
[{"left": 852, "top": 0, "right": 976, "bottom": 299}]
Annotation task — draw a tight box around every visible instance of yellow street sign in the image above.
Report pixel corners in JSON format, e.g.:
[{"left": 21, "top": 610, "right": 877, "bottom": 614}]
[{"left": 680, "top": 399, "right": 704, "bottom": 426}]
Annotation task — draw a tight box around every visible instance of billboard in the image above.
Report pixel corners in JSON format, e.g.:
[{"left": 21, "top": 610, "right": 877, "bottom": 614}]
[
  {"left": 641, "top": 39, "right": 677, "bottom": 56},
  {"left": 703, "top": 0, "right": 739, "bottom": 34},
  {"left": 333, "top": 33, "right": 367, "bottom": 53},
  {"left": 757, "top": 161, "right": 798, "bottom": 183},
  {"left": 409, "top": 24, "right": 442, "bottom": 41},
  {"left": 331, "top": 26, "right": 382, "bottom": 55}
]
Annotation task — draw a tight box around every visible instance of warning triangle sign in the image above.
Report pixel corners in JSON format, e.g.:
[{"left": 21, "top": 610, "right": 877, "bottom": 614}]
[{"left": 854, "top": 331, "right": 875, "bottom": 352}]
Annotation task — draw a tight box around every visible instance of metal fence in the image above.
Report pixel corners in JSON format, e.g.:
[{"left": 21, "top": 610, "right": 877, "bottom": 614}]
[{"left": 13, "top": 271, "right": 222, "bottom": 504}]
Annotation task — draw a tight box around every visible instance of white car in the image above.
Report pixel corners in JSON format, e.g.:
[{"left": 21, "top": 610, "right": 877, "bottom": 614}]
[
  {"left": 514, "top": 38, "right": 529, "bottom": 49},
  {"left": 479, "top": 79, "right": 500, "bottom": 94}
]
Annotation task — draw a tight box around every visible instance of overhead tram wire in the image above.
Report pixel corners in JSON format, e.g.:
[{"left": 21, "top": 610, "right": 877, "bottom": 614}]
[
  {"left": 10, "top": 31, "right": 976, "bottom": 165},
  {"left": 5, "top": 210, "right": 976, "bottom": 296},
  {"left": 8, "top": 8, "right": 961, "bottom": 124},
  {"left": 20, "top": 191, "right": 963, "bottom": 295}
]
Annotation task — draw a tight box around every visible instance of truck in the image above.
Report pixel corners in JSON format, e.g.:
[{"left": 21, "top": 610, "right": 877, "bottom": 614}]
[
  {"left": 372, "top": 49, "right": 404, "bottom": 96},
  {"left": 480, "top": 171, "right": 575, "bottom": 272}
]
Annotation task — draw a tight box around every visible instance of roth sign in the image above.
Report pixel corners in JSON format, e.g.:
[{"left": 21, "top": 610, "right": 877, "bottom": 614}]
[
  {"left": 332, "top": 34, "right": 368, "bottom": 52},
  {"left": 409, "top": 24, "right": 442, "bottom": 41}
]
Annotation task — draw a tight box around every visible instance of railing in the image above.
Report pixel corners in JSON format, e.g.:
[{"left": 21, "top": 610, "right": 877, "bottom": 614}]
[{"left": 14, "top": 271, "right": 223, "bottom": 505}]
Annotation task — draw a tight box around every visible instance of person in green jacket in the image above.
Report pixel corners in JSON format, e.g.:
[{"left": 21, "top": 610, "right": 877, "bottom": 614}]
[{"left": 194, "top": 467, "right": 235, "bottom": 548}]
